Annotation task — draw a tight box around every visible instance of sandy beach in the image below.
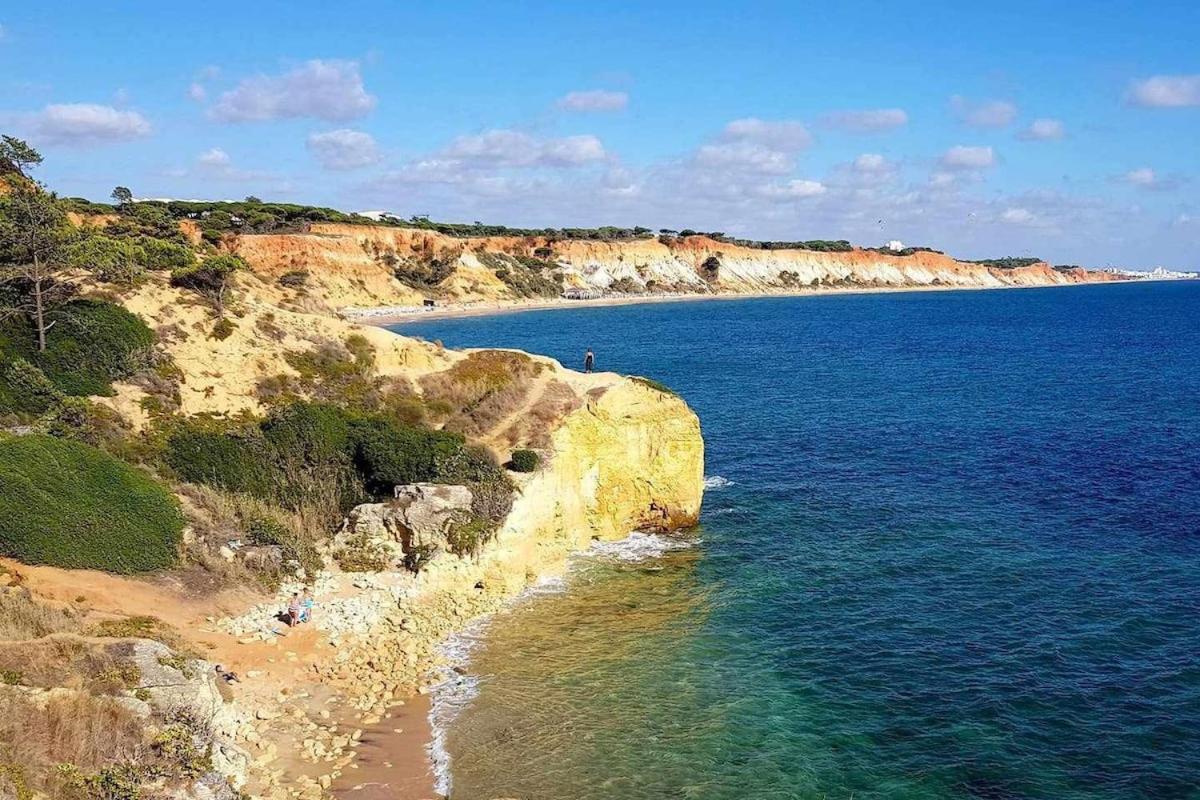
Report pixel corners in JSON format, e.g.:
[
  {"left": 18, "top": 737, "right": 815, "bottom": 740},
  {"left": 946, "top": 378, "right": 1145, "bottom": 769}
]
[
  {"left": 346, "top": 279, "right": 1139, "bottom": 328},
  {"left": 332, "top": 695, "right": 437, "bottom": 800}
]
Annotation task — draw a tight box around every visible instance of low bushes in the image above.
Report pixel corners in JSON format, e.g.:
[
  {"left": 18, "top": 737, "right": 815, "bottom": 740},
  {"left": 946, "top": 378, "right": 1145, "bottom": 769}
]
[
  {"left": 165, "top": 401, "right": 515, "bottom": 557},
  {"left": 165, "top": 400, "right": 499, "bottom": 513},
  {"left": 0, "top": 435, "right": 183, "bottom": 573},
  {"left": 0, "top": 589, "right": 81, "bottom": 641}
]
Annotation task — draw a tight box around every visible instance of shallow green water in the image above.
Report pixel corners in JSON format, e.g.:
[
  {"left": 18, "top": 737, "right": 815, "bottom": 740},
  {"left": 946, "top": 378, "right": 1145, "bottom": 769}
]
[{"left": 401, "top": 283, "right": 1200, "bottom": 800}]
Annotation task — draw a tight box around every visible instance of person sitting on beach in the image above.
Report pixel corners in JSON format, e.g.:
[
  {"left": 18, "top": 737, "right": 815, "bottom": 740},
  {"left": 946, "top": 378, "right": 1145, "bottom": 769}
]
[
  {"left": 300, "top": 588, "right": 314, "bottom": 624},
  {"left": 584, "top": 348, "right": 595, "bottom": 373},
  {"left": 287, "top": 592, "right": 301, "bottom": 627}
]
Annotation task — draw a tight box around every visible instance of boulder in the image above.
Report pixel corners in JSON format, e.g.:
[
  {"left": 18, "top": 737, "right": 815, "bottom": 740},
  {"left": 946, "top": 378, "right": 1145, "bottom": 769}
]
[{"left": 333, "top": 483, "right": 473, "bottom": 571}]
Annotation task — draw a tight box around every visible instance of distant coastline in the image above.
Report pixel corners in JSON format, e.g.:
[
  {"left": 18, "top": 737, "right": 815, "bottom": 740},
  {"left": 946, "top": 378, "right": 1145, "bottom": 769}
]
[{"left": 344, "top": 276, "right": 1168, "bottom": 327}]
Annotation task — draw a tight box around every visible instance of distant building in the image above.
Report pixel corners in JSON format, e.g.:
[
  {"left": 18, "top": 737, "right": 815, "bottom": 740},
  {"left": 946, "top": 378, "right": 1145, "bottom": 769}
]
[{"left": 887, "top": 240, "right": 904, "bottom": 252}]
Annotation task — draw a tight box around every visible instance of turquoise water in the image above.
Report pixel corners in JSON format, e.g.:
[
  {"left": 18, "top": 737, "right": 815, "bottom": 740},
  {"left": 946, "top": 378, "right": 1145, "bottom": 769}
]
[{"left": 397, "top": 283, "right": 1200, "bottom": 800}]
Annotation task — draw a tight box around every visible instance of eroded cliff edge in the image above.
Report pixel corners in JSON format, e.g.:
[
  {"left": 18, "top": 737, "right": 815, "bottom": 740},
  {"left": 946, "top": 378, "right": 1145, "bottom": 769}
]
[{"left": 229, "top": 222, "right": 1120, "bottom": 314}]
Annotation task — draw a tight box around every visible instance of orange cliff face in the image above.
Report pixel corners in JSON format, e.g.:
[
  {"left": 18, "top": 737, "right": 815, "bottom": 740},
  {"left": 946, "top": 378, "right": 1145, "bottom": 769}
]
[{"left": 224, "top": 223, "right": 1122, "bottom": 311}]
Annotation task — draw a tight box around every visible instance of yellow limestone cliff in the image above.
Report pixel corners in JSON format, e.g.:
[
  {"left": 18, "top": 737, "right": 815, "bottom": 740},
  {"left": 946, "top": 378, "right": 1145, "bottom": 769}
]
[{"left": 105, "top": 268, "right": 704, "bottom": 537}]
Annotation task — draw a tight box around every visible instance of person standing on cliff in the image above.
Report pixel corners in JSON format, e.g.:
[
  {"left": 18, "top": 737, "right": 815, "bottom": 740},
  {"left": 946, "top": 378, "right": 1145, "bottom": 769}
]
[{"left": 584, "top": 349, "right": 595, "bottom": 373}]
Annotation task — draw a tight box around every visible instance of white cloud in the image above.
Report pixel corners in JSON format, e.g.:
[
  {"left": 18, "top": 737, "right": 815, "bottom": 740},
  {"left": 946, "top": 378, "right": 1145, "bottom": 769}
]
[
  {"left": 1127, "top": 75, "right": 1200, "bottom": 108},
  {"left": 758, "top": 179, "right": 826, "bottom": 199},
  {"left": 443, "top": 129, "right": 606, "bottom": 168},
  {"left": 29, "top": 103, "right": 151, "bottom": 146},
  {"left": 210, "top": 59, "right": 377, "bottom": 122},
  {"left": 195, "top": 147, "right": 271, "bottom": 182},
  {"left": 686, "top": 118, "right": 813, "bottom": 176},
  {"left": 951, "top": 96, "right": 1018, "bottom": 128},
  {"left": 188, "top": 83, "right": 207, "bottom": 102},
  {"left": 1000, "top": 207, "right": 1037, "bottom": 225},
  {"left": 1117, "top": 167, "right": 1181, "bottom": 190},
  {"left": 198, "top": 148, "right": 231, "bottom": 169},
  {"left": 720, "top": 118, "right": 812, "bottom": 151},
  {"left": 306, "top": 129, "right": 381, "bottom": 170},
  {"left": 557, "top": 90, "right": 628, "bottom": 112},
  {"left": 695, "top": 142, "right": 793, "bottom": 174},
  {"left": 940, "top": 145, "right": 996, "bottom": 170},
  {"left": 852, "top": 153, "right": 891, "bottom": 173},
  {"left": 819, "top": 108, "right": 909, "bottom": 133},
  {"left": 928, "top": 171, "right": 958, "bottom": 188},
  {"left": 1017, "top": 118, "right": 1065, "bottom": 141}
]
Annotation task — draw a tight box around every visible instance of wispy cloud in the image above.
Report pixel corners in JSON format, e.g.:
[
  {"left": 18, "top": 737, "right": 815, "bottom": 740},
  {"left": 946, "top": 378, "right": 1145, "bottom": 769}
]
[
  {"left": 306, "top": 129, "right": 381, "bottom": 170},
  {"left": 1016, "top": 118, "right": 1065, "bottom": 141},
  {"left": 26, "top": 103, "right": 152, "bottom": 146},
  {"left": 1126, "top": 74, "right": 1200, "bottom": 108},
  {"left": 442, "top": 129, "right": 606, "bottom": 167},
  {"left": 940, "top": 145, "right": 996, "bottom": 170},
  {"left": 818, "top": 108, "right": 908, "bottom": 133},
  {"left": 194, "top": 147, "right": 272, "bottom": 182},
  {"left": 1117, "top": 167, "right": 1182, "bottom": 191},
  {"left": 210, "top": 59, "right": 376, "bottom": 122},
  {"left": 556, "top": 89, "right": 628, "bottom": 112},
  {"left": 951, "top": 96, "right": 1018, "bottom": 128}
]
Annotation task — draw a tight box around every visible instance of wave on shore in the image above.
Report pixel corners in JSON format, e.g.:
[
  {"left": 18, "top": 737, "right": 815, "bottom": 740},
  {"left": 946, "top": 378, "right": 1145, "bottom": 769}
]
[{"left": 704, "top": 475, "right": 734, "bottom": 489}]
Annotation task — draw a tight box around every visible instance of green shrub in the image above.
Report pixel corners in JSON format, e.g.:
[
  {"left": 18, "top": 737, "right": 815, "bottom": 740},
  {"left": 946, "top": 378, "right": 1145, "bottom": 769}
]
[
  {"left": 165, "top": 425, "right": 273, "bottom": 497},
  {"left": 261, "top": 401, "right": 356, "bottom": 469},
  {"left": 165, "top": 402, "right": 515, "bottom": 541},
  {"left": 0, "top": 763, "right": 31, "bottom": 800},
  {"left": 0, "top": 435, "right": 182, "bottom": 573},
  {"left": 210, "top": 317, "right": 235, "bottom": 340},
  {"left": 509, "top": 449, "right": 540, "bottom": 473},
  {"left": 0, "top": 358, "right": 61, "bottom": 415},
  {"left": 67, "top": 235, "right": 146, "bottom": 285},
  {"left": 0, "top": 300, "right": 153, "bottom": 409},
  {"left": 152, "top": 723, "right": 211, "bottom": 778},
  {"left": 170, "top": 254, "right": 244, "bottom": 316},
  {"left": 137, "top": 236, "right": 194, "bottom": 270},
  {"left": 350, "top": 416, "right": 463, "bottom": 495}
]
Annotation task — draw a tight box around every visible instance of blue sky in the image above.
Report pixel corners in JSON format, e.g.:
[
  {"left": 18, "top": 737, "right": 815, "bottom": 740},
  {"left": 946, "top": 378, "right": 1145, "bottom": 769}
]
[{"left": 1, "top": 0, "right": 1197, "bottom": 267}]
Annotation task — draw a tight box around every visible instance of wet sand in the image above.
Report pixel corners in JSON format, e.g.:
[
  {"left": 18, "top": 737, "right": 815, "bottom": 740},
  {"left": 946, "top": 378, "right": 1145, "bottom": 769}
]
[{"left": 332, "top": 694, "right": 440, "bottom": 800}]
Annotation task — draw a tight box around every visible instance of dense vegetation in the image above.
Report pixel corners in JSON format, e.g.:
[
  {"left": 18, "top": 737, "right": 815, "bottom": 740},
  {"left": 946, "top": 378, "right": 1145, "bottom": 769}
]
[
  {"left": 165, "top": 401, "right": 513, "bottom": 547},
  {"left": 865, "top": 245, "right": 945, "bottom": 257},
  {"left": 63, "top": 196, "right": 366, "bottom": 245},
  {"left": 0, "top": 434, "right": 183, "bottom": 572},
  {"left": 64, "top": 193, "right": 867, "bottom": 252},
  {"left": 966, "top": 257, "right": 1043, "bottom": 269},
  {"left": 0, "top": 299, "right": 154, "bottom": 415}
]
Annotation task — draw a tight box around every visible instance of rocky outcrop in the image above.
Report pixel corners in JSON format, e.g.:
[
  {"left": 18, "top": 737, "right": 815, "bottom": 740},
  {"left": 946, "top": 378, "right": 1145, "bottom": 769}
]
[{"left": 332, "top": 483, "right": 475, "bottom": 569}]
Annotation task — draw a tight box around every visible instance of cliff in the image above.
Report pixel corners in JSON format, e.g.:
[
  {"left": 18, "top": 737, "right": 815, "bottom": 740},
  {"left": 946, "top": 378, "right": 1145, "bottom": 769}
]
[
  {"left": 228, "top": 223, "right": 1120, "bottom": 312},
  {"left": 31, "top": 245, "right": 702, "bottom": 798}
]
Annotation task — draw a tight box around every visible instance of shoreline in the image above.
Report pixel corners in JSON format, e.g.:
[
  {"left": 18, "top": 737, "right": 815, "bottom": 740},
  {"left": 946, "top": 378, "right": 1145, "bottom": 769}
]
[{"left": 343, "top": 277, "right": 1153, "bottom": 327}]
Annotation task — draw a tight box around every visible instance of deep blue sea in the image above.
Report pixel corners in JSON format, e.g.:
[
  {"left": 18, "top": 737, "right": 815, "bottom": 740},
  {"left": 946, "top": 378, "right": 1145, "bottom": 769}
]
[{"left": 395, "top": 282, "right": 1200, "bottom": 800}]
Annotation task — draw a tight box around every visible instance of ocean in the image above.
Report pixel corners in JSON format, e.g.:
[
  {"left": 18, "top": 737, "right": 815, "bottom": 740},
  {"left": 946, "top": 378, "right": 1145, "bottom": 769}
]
[{"left": 394, "top": 282, "right": 1200, "bottom": 800}]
